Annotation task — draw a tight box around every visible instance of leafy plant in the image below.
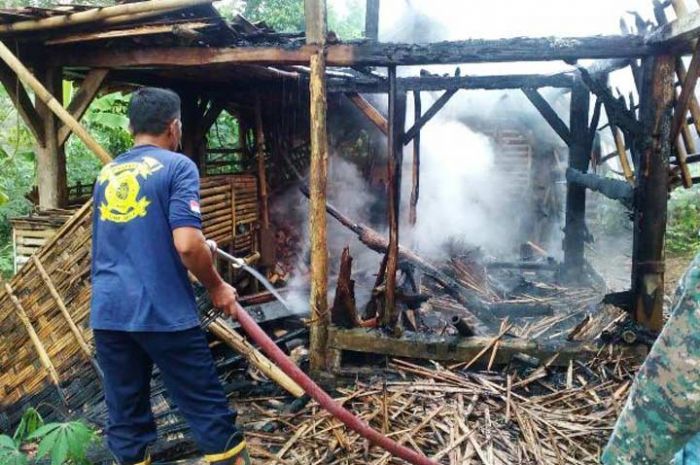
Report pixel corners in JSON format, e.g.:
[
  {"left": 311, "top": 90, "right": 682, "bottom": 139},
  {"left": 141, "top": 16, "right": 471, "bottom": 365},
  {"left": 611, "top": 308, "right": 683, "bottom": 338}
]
[
  {"left": 13, "top": 408, "right": 44, "bottom": 444},
  {"left": 0, "top": 408, "right": 96, "bottom": 465},
  {"left": 0, "top": 434, "right": 27, "bottom": 465},
  {"left": 667, "top": 186, "right": 700, "bottom": 254},
  {"left": 28, "top": 421, "right": 95, "bottom": 465}
]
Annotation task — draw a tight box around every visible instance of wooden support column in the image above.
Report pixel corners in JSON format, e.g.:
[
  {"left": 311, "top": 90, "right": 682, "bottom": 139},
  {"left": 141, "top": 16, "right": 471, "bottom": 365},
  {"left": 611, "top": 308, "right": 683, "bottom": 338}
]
[
  {"left": 34, "top": 64, "right": 67, "bottom": 209},
  {"left": 632, "top": 55, "right": 674, "bottom": 332},
  {"left": 383, "top": 66, "right": 406, "bottom": 332},
  {"left": 180, "top": 91, "right": 203, "bottom": 166},
  {"left": 365, "top": 0, "right": 379, "bottom": 40},
  {"left": 409, "top": 91, "right": 421, "bottom": 225},
  {"left": 306, "top": 0, "right": 329, "bottom": 372},
  {"left": 255, "top": 96, "right": 270, "bottom": 229},
  {"left": 562, "top": 77, "right": 590, "bottom": 280}
]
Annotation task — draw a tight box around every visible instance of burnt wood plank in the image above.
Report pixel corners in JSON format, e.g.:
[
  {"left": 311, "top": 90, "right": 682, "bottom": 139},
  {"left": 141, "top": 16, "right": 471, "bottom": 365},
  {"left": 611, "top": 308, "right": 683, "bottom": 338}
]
[{"left": 522, "top": 87, "right": 571, "bottom": 145}]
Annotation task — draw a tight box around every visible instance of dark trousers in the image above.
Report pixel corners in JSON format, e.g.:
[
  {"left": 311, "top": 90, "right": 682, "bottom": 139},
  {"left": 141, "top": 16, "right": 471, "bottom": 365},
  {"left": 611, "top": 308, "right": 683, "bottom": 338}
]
[{"left": 93, "top": 328, "right": 242, "bottom": 465}]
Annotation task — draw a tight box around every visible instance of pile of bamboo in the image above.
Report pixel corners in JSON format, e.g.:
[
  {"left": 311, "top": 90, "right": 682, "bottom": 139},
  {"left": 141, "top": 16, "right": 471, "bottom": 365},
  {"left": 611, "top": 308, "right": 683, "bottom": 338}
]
[{"left": 242, "top": 349, "right": 637, "bottom": 464}]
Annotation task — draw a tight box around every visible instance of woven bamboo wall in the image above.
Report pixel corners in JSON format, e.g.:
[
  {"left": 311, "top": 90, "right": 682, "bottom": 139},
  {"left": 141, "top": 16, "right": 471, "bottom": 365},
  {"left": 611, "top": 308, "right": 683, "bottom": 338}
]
[
  {"left": 10, "top": 209, "right": 75, "bottom": 273},
  {"left": 0, "top": 175, "right": 260, "bottom": 420}
]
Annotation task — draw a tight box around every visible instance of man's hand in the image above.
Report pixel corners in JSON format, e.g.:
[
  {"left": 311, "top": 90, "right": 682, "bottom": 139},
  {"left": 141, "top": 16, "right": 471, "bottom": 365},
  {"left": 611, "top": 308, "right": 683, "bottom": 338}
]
[{"left": 209, "top": 282, "right": 239, "bottom": 320}]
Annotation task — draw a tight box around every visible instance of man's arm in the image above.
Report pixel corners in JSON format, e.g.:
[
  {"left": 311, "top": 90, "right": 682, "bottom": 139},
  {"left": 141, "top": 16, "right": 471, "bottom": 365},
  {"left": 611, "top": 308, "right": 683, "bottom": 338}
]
[{"left": 173, "top": 227, "right": 238, "bottom": 318}]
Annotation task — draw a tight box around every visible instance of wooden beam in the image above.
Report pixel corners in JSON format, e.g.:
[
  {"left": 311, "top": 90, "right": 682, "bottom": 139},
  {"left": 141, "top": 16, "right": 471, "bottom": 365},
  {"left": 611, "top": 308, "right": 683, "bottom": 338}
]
[
  {"left": 0, "top": 0, "right": 215, "bottom": 34},
  {"left": 671, "top": 40, "right": 700, "bottom": 142},
  {"left": 34, "top": 64, "right": 67, "bottom": 209},
  {"left": 522, "top": 87, "right": 572, "bottom": 145},
  {"left": 327, "top": 327, "right": 643, "bottom": 366},
  {"left": 632, "top": 55, "right": 674, "bottom": 332},
  {"left": 409, "top": 91, "right": 421, "bottom": 226},
  {"left": 0, "top": 41, "right": 112, "bottom": 164},
  {"left": 646, "top": 8, "right": 700, "bottom": 44},
  {"left": 402, "top": 89, "right": 457, "bottom": 145},
  {"left": 562, "top": 78, "right": 590, "bottom": 280},
  {"left": 306, "top": 0, "right": 329, "bottom": 372},
  {"left": 50, "top": 35, "right": 660, "bottom": 68},
  {"left": 345, "top": 91, "right": 388, "bottom": 135},
  {"left": 365, "top": 0, "right": 379, "bottom": 40},
  {"left": 194, "top": 100, "right": 224, "bottom": 142},
  {"left": 329, "top": 73, "right": 575, "bottom": 94},
  {"left": 57, "top": 68, "right": 109, "bottom": 146},
  {"left": 0, "top": 61, "right": 43, "bottom": 144},
  {"left": 383, "top": 66, "right": 405, "bottom": 332}
]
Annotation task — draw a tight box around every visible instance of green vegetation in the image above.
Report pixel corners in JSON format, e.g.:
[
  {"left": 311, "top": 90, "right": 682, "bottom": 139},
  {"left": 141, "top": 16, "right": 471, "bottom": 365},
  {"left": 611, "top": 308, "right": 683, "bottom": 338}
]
[
  {"left": 667, "top": 186, "right": 700, "bottom": 254},
  {"left": 0, "top": 408, "right": 97, "bottom": 465}
]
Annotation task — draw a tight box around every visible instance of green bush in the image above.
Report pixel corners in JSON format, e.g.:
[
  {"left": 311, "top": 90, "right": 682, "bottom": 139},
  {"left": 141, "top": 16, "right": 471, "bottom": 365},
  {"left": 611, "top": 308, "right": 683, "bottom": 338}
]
[{"left": 667, "top": 186, "right": 700, "bottom": 254}]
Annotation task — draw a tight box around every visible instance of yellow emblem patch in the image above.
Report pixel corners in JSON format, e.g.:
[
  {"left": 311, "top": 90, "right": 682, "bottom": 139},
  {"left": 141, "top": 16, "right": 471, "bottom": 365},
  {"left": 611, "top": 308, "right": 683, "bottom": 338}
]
[{"left": 98, "top": 156, "right": 164, "bottom": 223}]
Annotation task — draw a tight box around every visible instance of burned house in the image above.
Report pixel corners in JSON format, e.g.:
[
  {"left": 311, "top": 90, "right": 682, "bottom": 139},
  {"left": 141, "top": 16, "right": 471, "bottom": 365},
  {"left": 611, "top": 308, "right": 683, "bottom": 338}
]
[{"left": 0, "top": 0, "right": 698, "bottom": 463}]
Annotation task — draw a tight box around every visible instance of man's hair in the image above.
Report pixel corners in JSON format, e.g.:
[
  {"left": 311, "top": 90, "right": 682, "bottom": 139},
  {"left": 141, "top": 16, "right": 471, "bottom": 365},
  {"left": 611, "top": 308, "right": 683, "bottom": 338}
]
[{"left": 128, "top": 87, "right": 181, "bottom": 135}]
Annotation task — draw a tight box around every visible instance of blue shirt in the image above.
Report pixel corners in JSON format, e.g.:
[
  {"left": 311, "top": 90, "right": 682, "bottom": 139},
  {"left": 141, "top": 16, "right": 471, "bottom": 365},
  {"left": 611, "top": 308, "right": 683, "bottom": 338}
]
[{"left": 90, "top": 145, "right": 202, "bottom": 331}]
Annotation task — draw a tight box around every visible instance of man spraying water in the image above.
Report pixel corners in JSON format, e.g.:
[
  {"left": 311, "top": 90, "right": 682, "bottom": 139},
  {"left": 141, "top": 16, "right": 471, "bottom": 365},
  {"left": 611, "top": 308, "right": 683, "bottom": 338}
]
[{"left": 90, "top": 87, "right": 251, "bottom": 465}]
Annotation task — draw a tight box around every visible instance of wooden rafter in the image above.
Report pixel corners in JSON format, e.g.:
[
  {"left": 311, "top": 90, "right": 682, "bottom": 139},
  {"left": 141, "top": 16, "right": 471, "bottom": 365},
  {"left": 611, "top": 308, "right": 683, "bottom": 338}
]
[
  {"left": 0, "top": 0, "right": 214, "bottom": 34},
  {"left": 57, "top": 68, "right": 109, "bottom": 146},
  {"left": 194, "top": 100, "right": 224, "bottom": 143},
  {"left": 345, "top": 91, "right": 388, "bottom": 135},
  {"left": 402, "top": 89, "right": 457, "bottom": 145},
  {"left": 522, "top": 87, "right": 572, "bottom": 146},
  {"left": 0, "top": 61, "right": 44, "bottom": 144}
]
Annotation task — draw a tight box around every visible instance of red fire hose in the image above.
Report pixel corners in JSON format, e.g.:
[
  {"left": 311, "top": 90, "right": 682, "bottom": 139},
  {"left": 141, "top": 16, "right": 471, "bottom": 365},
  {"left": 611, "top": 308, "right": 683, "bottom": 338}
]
[{"left": 234, "top": 302, "right": 438, "bottom": 465}]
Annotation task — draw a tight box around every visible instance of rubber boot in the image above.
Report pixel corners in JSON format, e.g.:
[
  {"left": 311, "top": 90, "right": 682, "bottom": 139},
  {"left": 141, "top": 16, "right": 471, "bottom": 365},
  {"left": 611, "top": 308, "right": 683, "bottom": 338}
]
[{"left": 206, "top": 441, "right": 251, "bottom": 465}]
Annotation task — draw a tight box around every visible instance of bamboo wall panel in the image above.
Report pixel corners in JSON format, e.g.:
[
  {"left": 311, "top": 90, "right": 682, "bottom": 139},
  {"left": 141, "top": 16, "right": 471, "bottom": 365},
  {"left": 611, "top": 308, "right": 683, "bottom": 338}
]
[{"left": 0, "top": 175, "right": 259, "bottom": 420}]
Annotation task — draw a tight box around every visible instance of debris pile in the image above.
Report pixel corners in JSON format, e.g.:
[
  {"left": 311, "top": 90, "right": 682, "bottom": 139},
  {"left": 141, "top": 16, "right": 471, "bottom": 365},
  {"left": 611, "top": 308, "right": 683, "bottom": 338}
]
[{"left": 241, "top": 349, "right": 638, "bottom": 465}]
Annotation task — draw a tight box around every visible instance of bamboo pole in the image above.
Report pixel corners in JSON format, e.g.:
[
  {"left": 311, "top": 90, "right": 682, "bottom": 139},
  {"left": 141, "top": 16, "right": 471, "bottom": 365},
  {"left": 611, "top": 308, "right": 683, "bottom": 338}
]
[
  {"left": 3, "top": 282, "right": 67, "bottom": 405},
  {"left": 306, "top": 0, "right": 330, "bottom": 372},
  {"left": 0, "top": 0, "right": 216, "bottom": 34},
  {"left": 0, "top": 41, "right": 112, "bottom": 164},
  {"left": 208, "top": 319, "right": 304, "bottom": 397},
  {"left": 255, "top": 95, "right": 270, "bottom": 229},
  {"left": 31, "top": 255, "right": 103, "bottom": 380},
  {"left": 612, "top": 127, "right": 634, "bottom": 183}
]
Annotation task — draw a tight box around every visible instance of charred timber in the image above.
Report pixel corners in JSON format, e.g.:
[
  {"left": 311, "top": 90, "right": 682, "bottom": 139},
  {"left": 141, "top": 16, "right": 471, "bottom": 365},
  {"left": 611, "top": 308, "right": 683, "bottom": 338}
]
[
  {"left": 327, "top": 73, "right": 575, "bottom": 94},
  {"left": 646, "top": 8, "right": 700, "bottom": 45},
  {"left": 565, "top": 168, "right": 634, "bottom": 208},
  {"left": 50, "top": 35, "right": 664, "bottom": 68},
  {"left": 299, "top": 186, "right": 495, "bottom": 328}
]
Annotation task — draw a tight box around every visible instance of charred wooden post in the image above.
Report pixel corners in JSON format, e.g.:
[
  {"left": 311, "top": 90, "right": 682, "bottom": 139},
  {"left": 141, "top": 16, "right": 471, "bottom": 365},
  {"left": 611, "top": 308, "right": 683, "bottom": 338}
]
[
  {"left": 180, "top": 90, "right": 201, "bottom": 165},
  {"left": 34, "top": 64, "right": 67, "bottom": 209},
  {"left": 365, "top": 0, "right": 379, "bottom": 40},
  {"left": 383, "top": 66, "right": 406, "bottom": 332},
  {"left": 345, "top": 92, "right": 388, "bottom": 135},
  {"left": 409, "top": 91, "right": 421, "bottom": 225},
  {"left": 562, "top": 78, "right": 590, "bottom": 281},
  {"left": 331, "top": 247, "right": 360, "bottom": 328},
  {"left": 632, "top": 55, "right": 674, "bottom": 332},
  {"left": 306, "top": 0, "right": 330, "bottom": 372}
]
